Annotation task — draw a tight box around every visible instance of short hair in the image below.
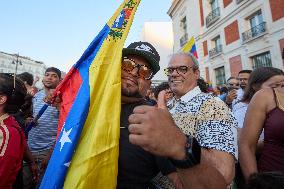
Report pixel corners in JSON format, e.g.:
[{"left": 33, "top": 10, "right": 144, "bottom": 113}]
[
  {"left": 17, "top": 72, "right": 34, "bottom": 86},
  {"left": 153, "top": 82, "right": 170, "bottom": 99},
  {"left": 172, "top": 53, "right": 199, "bottom": 71},
  {"left": 220, "top": 86, "right": 228, "bottom": 94},
  {"left": 45, "top": 67, "right": 61, "bottom": 79},
  {"left": 197, "top": 77, "right": 209, "bottom": 93},
  {"left": 227, "top": 76, "right": 236, "bottom": 82},
  {"left": 238, "top": 70, "right": 252, "bottom": 75},
  {"left": 188, "top": 53, "right": 199, "bottom": 71}
]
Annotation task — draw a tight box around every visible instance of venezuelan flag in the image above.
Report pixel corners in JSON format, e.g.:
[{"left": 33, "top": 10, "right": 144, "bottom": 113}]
[
  {"left": 182, "top": 36, "right": 198, "bottom": 58},
  {"left": 207, "top": 81, "right": 214, "bottom": 92},
  {"left": 40, "top": 1, "right": 141, "bottom": 188}
]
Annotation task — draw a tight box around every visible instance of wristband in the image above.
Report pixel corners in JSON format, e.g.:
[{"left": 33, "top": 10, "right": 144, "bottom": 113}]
[{"left": 169, "top": 135, "right": 201, "bottom": 169}]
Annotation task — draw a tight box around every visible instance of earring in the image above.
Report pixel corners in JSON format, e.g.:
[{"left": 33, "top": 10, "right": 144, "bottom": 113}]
[{"left": 0, "top": 95, "right": 7, "bottom": 105}]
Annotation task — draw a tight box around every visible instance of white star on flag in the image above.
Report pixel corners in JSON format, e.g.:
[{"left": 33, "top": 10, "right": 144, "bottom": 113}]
[
  {"left": 115, "top": 12, "right": 123, "bottom": 27},
  {"left": 64, "top": 162, "right": 71, "bottom": 167},
  {"left": 59, "top": 128, "right": 72, "bottom": 151}
]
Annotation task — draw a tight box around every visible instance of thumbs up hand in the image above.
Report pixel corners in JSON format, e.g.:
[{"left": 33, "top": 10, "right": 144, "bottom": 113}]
[
  {"left": 157, "top": 90, "right": 168, "bottom": 109},
  {"left": 128, "top": 104, "right": 187, "bottom": 160}
]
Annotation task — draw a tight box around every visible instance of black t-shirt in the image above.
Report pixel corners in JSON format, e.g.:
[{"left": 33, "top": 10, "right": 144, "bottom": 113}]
[{"left": 117, "top": 101, "right": 176, "bottom": 189}]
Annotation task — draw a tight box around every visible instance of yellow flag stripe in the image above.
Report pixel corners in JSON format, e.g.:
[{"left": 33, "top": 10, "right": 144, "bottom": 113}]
[{"left": 64, "top": 1, "right": 141, "bottom": 188}]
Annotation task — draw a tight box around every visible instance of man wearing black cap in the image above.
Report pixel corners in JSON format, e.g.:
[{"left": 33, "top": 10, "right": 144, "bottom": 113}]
[
  {"left": 23, "top": 67, "right": 61, "bottom": 188},
  {"left": 117, "top": 42, "right": 181, "bottom": 189}
]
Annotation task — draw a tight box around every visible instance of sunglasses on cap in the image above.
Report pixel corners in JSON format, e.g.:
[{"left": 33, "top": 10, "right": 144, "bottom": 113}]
[
  {"left": 122, "top": 57, "right": 153, "bottom": 80},
  {"left": 164, "top": 66, "right": 193, "bottom": 76}
]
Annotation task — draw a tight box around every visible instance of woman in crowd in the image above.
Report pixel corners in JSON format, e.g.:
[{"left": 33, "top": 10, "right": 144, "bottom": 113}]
[
  {"left": 17, "top": 72, "right": 38, "bottom": 96},
  {"left": 239, "top": 67, "right": 284, "bottom": 181},
  {"left": 234, "top": 67, "right": 284, "bottom": 188},
  {"left": 234, "top": 67, "right": 284, "bottom": 134},
  {"left": 0, "top": 73, "right": 27, "bottom": 189}
]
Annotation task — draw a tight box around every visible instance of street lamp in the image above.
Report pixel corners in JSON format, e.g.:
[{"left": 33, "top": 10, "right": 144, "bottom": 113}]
[{"left": 12, "top": 53, "right": 22, "bottom": 88}]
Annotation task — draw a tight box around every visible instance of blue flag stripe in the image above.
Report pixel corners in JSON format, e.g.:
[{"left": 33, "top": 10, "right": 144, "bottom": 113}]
[{"left": 40, "top": 25, "right": 111, "bottom": 189}]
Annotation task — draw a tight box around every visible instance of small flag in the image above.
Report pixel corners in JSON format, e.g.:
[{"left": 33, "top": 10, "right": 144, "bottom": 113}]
[
  {"left": 182, "top": 36, "right": 198, "bottom": 58},
  {"left": 24, "top": 103, "right": 49, "bottom": 137}
]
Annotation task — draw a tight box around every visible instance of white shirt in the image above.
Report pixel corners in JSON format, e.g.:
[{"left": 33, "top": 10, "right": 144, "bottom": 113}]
[{"left": 232, "top": 102, "right": 248, "bottom": 128}]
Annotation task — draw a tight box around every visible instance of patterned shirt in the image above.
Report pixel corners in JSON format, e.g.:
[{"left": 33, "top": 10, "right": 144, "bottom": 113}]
[
  {"left": 167, "top": 86, "right": 238, "bottom": 159},
  {"left": 28, "top": 90, "right": 59, "bottom": 152}
]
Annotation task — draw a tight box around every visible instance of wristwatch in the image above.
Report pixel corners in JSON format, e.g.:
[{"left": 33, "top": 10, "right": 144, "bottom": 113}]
[{"left": 169, "top": 135, "right": 201, "bottom": 169}]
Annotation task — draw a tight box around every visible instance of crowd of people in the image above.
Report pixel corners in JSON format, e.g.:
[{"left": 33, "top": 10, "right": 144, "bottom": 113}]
[{"left": 0, "top": 41, "right": 284, "bottom": 189}]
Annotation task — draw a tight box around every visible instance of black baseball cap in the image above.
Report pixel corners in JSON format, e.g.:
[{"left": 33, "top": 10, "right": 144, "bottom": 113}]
[{"left": 122, "top": 41, "right": 160, "bottom": 74}]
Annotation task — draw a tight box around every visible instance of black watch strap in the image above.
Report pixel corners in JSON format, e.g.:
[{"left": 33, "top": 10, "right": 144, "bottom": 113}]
[{"left": 169, "top": 135, "right": 201, "bottom": 169}]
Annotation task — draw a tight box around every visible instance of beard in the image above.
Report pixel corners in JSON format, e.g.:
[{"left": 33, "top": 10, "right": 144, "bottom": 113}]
[
  {"left": 121, "top": 87, "right": 143, "bottom": 98},
  {"left": 121, "top": 82, "right": 143, "bottom": 98},
  {"left": 240, "top": 85, "right": 246, "bottom": 89}
]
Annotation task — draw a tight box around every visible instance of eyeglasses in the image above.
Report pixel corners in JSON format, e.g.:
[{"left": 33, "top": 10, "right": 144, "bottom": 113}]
[
  {"left": 238, "top": 78, "right": 248, "bottom": 81},
  {"left": 122, "top": 57, "right": 153, "bottom": 80},
  {"left": 228, "top": 83, "right": 239, "bottom": 87},
  {"left": 164, "top": 66, "right": 192, "bottom": 76}
]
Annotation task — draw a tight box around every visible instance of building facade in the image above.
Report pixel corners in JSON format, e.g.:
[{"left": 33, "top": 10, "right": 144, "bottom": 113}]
[
  {"left": 0, "top": 51, "right": 47, "bottom": 88},
  {"left": 168, "top": 0, "right": 284, "bottom": 86}
]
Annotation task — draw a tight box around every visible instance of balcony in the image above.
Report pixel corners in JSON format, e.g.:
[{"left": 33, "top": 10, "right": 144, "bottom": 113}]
[
  {"left": 209, "top": 45, "right": 223, "bottom": 58},
  {"left": 179, "top": 33, "right": 188, "bottom": 47},
  {"left": 242, "top": 22, "right": 266, "bottom": 43},
  {"left": 206, "top": 7, "right": 220, "bottom": 27}
]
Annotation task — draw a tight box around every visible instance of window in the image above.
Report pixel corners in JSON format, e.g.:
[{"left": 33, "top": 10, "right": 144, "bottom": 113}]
[
  {"left": 179, "top": 16, "right": 188, "bottom": 47},
  {"left": 215, "top": 66, "right": 226, "bottom": 86},
  {"left": 206, "top": 0, "right": 220, "bottom": 27},
  {"left": 209, "top": 35, "right": 222, "bottom": 57},
  {"left": 242, "top": 10, "right": 266, "bottom": 42},
  {"left": 213, "top": 35, "right": 221, "bottom": 48},
  {"left": 250, "top": 11, "right": 263, "bottom": 28},
  {"left": 210, "top": 0, "right": 219, "bottom": 11},
  {"left": 251, "top": 52, "right": 272, "bottom": 69},
  {"left": 249, "top": 11, "right": 264, "bottom": 37},
  {"left": 180, "top": 16, "right": 187, "bottom": 32}
]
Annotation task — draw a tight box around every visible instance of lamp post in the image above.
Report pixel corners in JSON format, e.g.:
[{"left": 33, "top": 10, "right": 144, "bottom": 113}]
[{"left": 12, "top": 53, "right": 22, "bottom": 86}]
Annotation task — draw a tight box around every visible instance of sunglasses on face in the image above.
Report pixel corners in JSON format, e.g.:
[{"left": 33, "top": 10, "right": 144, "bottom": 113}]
[
  {"left": 228, "top": 83, "right": 239, "bottom": 87},
  {"left": 164, "top": 66, "right": 192, "bottom": 76},
  {"left": 122, "top": 57, "right": 153, "bottom": 80}
]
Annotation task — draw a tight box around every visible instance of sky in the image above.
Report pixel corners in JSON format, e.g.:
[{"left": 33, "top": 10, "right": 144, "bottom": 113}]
[{"left": 0, "top": 0, "right": 172, "bottom": 72}]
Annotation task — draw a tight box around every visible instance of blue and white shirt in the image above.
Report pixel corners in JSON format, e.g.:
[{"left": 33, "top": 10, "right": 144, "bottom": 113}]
[
  {"left": 28, "top": 90, "right": 59, "bottom": 152},
  {"left": 167, "top": 86, "right": 238, "bottom": 159}
]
